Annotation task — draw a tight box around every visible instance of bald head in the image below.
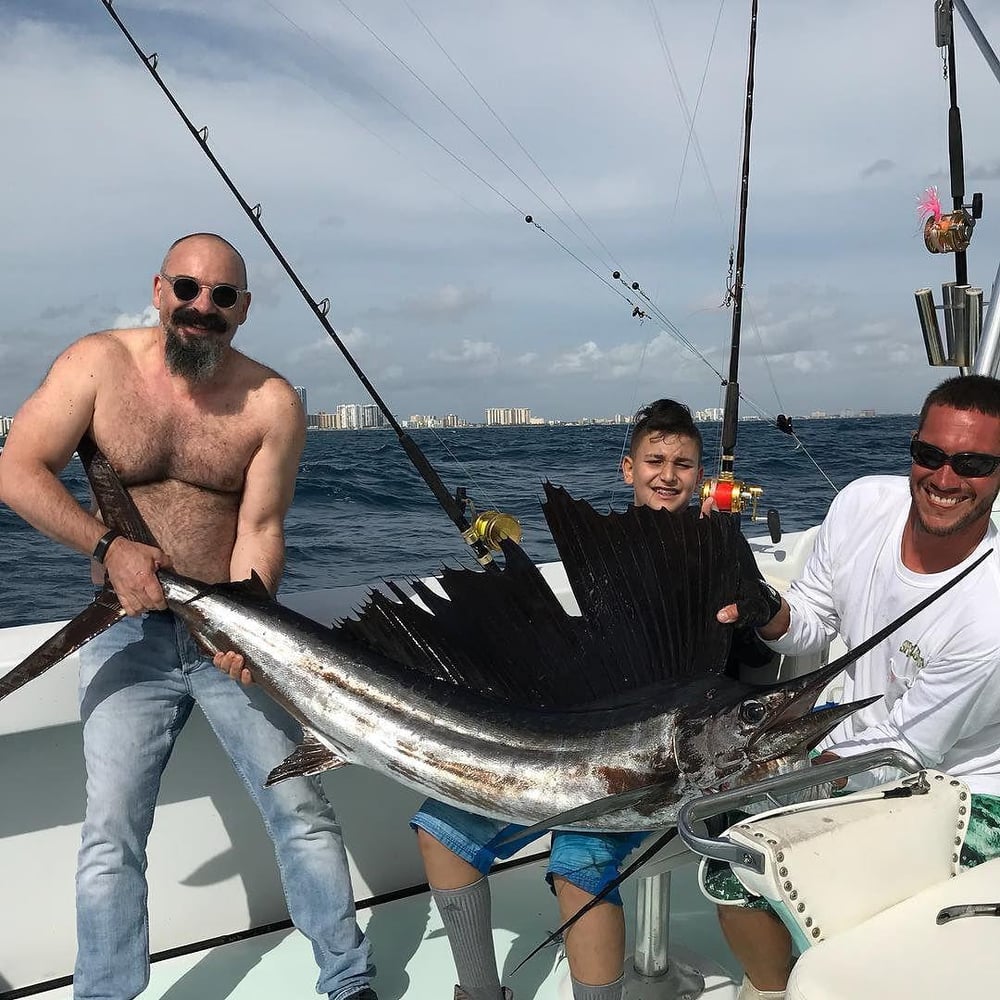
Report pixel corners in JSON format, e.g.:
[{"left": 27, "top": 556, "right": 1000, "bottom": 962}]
[{"left": 162, "top": 233, "right": 248, "bottom": 287}]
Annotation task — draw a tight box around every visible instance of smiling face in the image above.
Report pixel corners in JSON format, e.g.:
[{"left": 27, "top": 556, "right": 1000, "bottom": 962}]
[
  {"left": 622, "top": 430, "right": 703, "bottom": 512},
  {"left": 152, "top": 235, "right": 251, "bottom": 382},
  {"left": 909, "top": 403, "right": 1000, "bottom": 544}
]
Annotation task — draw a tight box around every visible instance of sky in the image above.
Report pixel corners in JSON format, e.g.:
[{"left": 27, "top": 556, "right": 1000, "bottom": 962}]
[{"left": 3, "top": 1, "right": 1000, "bottom": 423}]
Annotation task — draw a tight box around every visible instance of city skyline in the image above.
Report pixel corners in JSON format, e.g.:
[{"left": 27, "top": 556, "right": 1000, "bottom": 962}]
[{"left": 0, "top": 401, "right": 887, "bottom": 438}]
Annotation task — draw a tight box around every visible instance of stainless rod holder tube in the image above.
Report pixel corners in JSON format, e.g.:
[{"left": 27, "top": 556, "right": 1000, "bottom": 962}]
[
  {"left": 634, "top": 871, "right": 671, "bottom": 977},
  {"left": 941, "top": 283, "right": 958, "bottom": 363},
  {"left": 951, "top": 284, "right": 972, "bottom": 367},
  {"left": 916, "top": 288, "right": 946, "bottom": 366},
  {"left": 967, "top": 287, "right": 983, "bottom": 371}
]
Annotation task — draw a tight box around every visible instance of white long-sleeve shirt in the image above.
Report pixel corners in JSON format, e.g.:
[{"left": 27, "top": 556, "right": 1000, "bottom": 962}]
[{"left": 765, "top": 475, "right": 1000, "bottom": 795}]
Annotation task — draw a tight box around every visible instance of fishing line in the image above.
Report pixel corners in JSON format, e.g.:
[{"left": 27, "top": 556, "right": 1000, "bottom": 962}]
[
  {"left": 511, "top": 827, "right": 679, "bottom": 974},
  {"left": 650, "top": 0, "right": 728, "bottom": 230},
  {"left": 247, "top": 0, "right": 489, "bottom": 219},
  {"left": 336, "top": 0, "right": 620, "bottom": 274},
  {"left": 647, "top": 0, "right": 825, "bottom": 494},
  {"left": 730, "top": 394, "right": 841, "bottom": 497},
  {"left": 400, "top": 0, "right": 625, "bottom": 278},
  {"left": 269, "top": 0, "right": 736, "bottom": 391},
  {"left": 99, "top": 0, "right": 500, "bottom": 571},
  {"left": 257, "top": 0, "right": 524, "bottom": 217}
]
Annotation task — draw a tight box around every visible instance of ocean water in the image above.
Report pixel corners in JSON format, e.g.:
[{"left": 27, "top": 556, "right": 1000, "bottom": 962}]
[{"left": 0, "top": 416, "right": 915, "bottom": 629}]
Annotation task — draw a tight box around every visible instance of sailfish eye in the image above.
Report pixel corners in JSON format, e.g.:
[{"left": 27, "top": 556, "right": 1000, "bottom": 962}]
[{"left": 740, "top": 700, "right": 767, "bottom": 725}]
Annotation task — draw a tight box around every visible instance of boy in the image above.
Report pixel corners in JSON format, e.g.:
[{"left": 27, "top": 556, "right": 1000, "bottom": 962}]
[{"left": 412, "top": 398, "right": 707, "bottom": 1000}]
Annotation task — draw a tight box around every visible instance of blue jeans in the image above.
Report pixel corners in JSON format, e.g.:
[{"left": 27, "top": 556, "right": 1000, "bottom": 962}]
[
  {"left": 75, "top": 611, "right": 373, "bottom": 1000},
  {"left": 412, "top": 798, "right": 645, "bottom": 906}
]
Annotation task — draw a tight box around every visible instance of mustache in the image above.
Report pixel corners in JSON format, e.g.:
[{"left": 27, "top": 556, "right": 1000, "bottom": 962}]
[{"left": 171, "top": 307, "right": 228, "bottom": 333}]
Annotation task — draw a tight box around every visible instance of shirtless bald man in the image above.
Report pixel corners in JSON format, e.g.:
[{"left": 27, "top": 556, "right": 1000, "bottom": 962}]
[{"left": 0, "top": 233, "right": 375, "bottom": 1000}]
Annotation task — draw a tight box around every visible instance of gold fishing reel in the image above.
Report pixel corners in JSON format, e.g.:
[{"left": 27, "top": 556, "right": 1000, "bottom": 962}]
[
  {"left": 700, "top": 475, "right": 764, "bottom": 520},
  {"left": 467, "top": 511, "right": 522, "bottom": 550},
  {"left": 455, "top": 487, "right": 522, "bottom": 565}
]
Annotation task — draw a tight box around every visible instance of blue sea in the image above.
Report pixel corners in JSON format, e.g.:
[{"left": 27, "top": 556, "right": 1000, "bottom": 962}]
[{"left": 0, "top": 417, "right": 915, "bottom": 629}]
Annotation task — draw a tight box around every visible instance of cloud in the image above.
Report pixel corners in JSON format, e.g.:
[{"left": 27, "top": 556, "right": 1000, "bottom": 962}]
[
  {"left": 968, "top": 161, "right": 1000, "bottom": 181},
  {"left": 367, "top": 284, "right": 492, "bottom": 323},
  {"left": 860, "top": 158, "right": 895, "bottom": 179},
  {"left": 287, "top": 327, "right": 371, "bottom": 367},
  {"left": 430, "top": 338, "right": 501, "bottom": 368},
  {"left": 110, "top": 305, "right": 159, "bottom": 329}
]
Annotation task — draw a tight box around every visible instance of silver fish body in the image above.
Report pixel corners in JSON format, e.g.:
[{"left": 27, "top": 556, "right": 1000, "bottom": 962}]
[{"left": 160, "top": 571, "right": 859, "bottom": 831}]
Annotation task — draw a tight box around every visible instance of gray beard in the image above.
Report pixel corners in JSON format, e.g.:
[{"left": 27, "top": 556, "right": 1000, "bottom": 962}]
[{"left": 164, "top": 327, "right": 226, "bottom": 382}]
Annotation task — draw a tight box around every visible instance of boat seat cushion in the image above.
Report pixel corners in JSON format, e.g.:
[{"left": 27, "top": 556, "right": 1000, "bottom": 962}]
[
  {"left": 786, "top": 857, "right": 1000, "bottom": 1000},
  {"left": 725, "top": 770, "right": 969, "bottom": 951}
]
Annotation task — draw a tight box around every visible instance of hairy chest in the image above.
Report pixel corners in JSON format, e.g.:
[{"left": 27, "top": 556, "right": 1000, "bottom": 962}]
[{"left": 93, "top": 384, "right": 261, "bottom": 495}]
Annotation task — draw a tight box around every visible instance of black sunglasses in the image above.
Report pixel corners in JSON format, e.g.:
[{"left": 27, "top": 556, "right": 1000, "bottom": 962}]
[
  {"left": 160, "top": 272, "right": 246, "bottom": 310},
  {"left": 909, "top": 437, "right": 1000, "bottom": 478}
]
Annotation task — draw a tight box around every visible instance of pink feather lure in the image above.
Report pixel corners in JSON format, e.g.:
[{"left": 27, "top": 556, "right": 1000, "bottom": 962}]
[{"left": 917, "top": 186, "right": 942, "bottom": 223}]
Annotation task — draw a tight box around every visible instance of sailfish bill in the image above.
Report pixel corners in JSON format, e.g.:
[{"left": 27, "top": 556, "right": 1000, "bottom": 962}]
[{"left": 0, "top": 434, "right": 989, "bottom": 833}]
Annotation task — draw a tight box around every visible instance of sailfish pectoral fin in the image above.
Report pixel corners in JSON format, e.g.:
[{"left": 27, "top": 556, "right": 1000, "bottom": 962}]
[
  {"left": 492, "top": 779, "right": 681, "bottom": 847},
  {"left": 264, "top": 731, "right": 350, "bottom": 786},
  {"left": 0, "top": 587, "right": 124, "bottom": 703}
]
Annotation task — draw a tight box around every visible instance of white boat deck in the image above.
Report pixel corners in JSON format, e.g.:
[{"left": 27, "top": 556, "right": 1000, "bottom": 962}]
[{"left": 14, "top": 857, "right": 738, "bottom": 1000}]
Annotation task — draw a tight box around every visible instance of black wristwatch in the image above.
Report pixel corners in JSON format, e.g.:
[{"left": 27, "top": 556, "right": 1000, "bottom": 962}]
[
  {"left": 92, "top": 528, "right": 122, "bottom": 564},
  {"left": 760, "top": 581, "right": 783, "bottom": 622}
]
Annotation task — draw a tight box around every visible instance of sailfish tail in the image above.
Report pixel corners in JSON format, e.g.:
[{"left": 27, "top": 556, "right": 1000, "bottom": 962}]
[{"left": 0, "top": 433, "right": 158, "bottom": 705}]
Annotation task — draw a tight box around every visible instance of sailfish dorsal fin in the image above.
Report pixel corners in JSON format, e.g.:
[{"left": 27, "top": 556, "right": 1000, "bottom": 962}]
[{"left": 338, "top": 483, "right": 752, "bottom": 709}]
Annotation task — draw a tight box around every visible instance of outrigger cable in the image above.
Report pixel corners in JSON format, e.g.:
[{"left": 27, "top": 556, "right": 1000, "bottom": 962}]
[{"left": 99, "top": 0, "right": 498, "bottom": 571}]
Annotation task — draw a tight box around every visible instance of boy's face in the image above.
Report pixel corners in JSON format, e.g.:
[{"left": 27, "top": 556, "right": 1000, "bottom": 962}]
[{"left": 622, "top": 431, "right": 703, "bottom": 511}]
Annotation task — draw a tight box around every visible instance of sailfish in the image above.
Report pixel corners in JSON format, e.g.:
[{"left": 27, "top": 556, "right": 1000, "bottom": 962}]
[{"left": 0, "top": 435, "right": 980, "bottom": 832}]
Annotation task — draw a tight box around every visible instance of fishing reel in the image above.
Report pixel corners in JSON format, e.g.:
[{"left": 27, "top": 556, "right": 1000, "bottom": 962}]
[
  {"left": 700, "top": 475, "right": 763, "bottom": 519},
  {"left": 923, "top": 199, "right": 980, "bottom": 254},
  {"left": 455, "top": 487, "right": 522, "bottom": 562},
  {"left": 701, "top": 475, "right": 782, "bottom": 544}
]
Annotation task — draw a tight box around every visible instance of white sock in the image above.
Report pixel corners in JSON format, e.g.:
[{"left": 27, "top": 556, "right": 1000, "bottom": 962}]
[{"left": 737, "top": 974, "right": 786, "bottom": 1000}]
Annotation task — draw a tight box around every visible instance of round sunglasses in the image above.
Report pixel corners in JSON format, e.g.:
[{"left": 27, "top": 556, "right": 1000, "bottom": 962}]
[
  {"left": 160, "top": 271, "right": 246, "bottom": 310},
  {"left": 909, "top": 437, "right": 1000, "bottom": 478}
]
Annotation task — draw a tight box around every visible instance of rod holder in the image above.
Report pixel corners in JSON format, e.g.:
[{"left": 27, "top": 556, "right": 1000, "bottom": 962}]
[
  {"left": 916, "top": 288, "right": 946, "bottom": 366},
  {"left": 941, "top": 283, "right": 959, "bottom": 361},
  {"left": 916, "top": 283, "right": 982, "bottom": 368},
  {"left": 949, "top": 284, "right": 972, "bottom": 367},
  {"left": 967, "top": 287, "right": 983, "bottom": 367}
]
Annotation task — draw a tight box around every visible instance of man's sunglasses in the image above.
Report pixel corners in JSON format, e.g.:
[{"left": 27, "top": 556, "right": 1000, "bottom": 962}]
[
  {"left": 909, "top": 437, "right": 1000, "bottom": 478},
  {"left": 160, "top": 272, "right": 246, "bottom": 310}
]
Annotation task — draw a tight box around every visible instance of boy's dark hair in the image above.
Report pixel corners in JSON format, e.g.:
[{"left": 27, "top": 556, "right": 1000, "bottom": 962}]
[
  {"left": 628, "top": 398, "right": 703, "bottom": 460},
  {"left": 918, "top": 374, "right": 1000, "bottom": 429}
]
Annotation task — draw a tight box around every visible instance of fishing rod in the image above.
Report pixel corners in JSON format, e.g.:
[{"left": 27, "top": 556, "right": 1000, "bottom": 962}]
[
  {"left": 698, "top": 0, "right": 780, "bottom": 541},
  {"left": 915, "top": 0, "right": 990, "bottom": 376},
  {"left": 99, "top": 0, "right": 518, "bottom": 572}
]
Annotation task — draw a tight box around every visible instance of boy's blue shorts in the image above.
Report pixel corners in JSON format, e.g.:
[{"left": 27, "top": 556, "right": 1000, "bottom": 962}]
[{"left": 411, "top": 798, "right": 647, "bottom": 906}]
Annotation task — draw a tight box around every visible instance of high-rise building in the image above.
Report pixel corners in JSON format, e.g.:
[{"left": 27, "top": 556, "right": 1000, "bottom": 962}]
[
  {"left": 293, "top": 385, "right": 308, "bottom": 413},
  {"left": 0, "top": 415, "right": 12, "bottom": 436},
  {"left": 360, "top": 403, "right": 387, "bottom": 429},
  {"left": 485, "top": 407, "right": 531, "bottom": 426}
]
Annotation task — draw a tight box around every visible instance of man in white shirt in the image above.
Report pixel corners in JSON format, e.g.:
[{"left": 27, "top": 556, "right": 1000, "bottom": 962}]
[{"left": 712, "top": 374, "right": 1000, "bottom": 1000}]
